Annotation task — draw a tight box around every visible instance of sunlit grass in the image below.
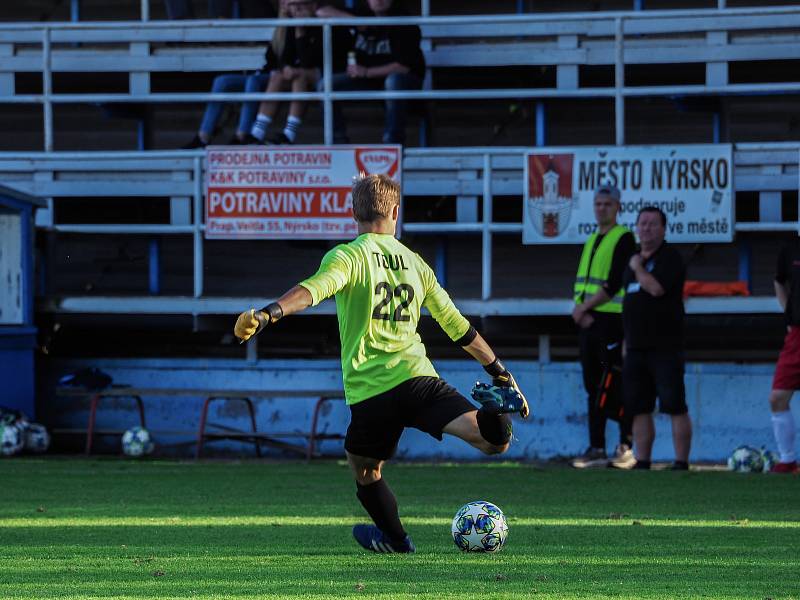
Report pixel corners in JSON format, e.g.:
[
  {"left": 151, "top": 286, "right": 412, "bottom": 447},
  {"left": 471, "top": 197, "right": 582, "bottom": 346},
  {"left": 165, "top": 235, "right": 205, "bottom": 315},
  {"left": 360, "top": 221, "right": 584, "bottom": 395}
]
[{"left": 1, "top": 458, "right": 799, "bottom": 599}]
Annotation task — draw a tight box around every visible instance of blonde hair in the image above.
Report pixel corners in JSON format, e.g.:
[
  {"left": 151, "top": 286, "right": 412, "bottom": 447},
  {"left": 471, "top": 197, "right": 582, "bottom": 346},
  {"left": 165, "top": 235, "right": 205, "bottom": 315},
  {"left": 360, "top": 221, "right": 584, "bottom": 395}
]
[
  {"left": 351, "top": 174, "right": 400, "bottom": 223},
  {"left": 270, "top": 0, "right": 290, "bottom": 61}
]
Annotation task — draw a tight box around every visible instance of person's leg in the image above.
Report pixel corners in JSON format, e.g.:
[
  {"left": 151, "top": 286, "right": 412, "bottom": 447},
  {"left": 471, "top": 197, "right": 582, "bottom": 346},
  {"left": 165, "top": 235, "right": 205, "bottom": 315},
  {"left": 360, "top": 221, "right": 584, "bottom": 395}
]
[
  {"left": 770, "top": 389, "right": 796, "bottom": 463},
  {"left": 572, "top": 322, "right": 607, "bottom": 467},
  {"left": 382, "top": 72, "right": 422, "bottom": 144},
  {"left": 250, "top": 71, "right": 287, "bottom": 141},
  {"left": 442, "top": 410, "right": 510, "bottom": 455},
  {"left": 347, "top": 451, "right": 409, "bottom": 544},
  {"left": 277, "top": 71, "right": 317, "bottom": 143},
  {"left": 580, "top": 325, "right": 606, "bottom": 449},
  {"left": 602, "top": 317, "right": 633, "bottom": 450},
  {"left": 769, "top": 328, "right": 800, "bottom": 469},
  {"left": 652, "top": 350, "right": 691, "bottom": 467},
  {"left": 404, "top": 376, "right": 510, "bottom": 455},
  {"left": 197, "top": 73, "right": 246, "bottom": 143},
  {"left": 633, "top": 413, "right": 655, "bottom": 464},
  {"left": 623, "top": 349, "right": 657, "bottom": 468},
  {"left": 671, "top": 413, "right": 692, "bottom": 464},
  {"left": 236, "top": 72, "right": 271, "bottom": 138},
  {"left": 344, "top": 390, "right": 412, "bottom": 552}
]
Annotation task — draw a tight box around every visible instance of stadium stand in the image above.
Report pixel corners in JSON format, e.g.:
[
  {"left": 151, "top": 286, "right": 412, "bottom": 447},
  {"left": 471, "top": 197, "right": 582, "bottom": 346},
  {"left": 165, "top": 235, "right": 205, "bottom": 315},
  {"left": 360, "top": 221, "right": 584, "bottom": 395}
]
[{"left": 1, "top": 0, "right": 799, "bottom": 368}]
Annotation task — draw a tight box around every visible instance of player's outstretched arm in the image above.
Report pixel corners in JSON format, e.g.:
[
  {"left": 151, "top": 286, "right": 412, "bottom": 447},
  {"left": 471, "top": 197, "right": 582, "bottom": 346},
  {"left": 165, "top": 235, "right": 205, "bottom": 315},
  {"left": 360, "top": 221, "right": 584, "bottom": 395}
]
[
  {"left": 462, "top": 332, "right": 530, "bottom": 419},
  {"left": 233, "top": 285, "right": 313, "bottom": 342}
]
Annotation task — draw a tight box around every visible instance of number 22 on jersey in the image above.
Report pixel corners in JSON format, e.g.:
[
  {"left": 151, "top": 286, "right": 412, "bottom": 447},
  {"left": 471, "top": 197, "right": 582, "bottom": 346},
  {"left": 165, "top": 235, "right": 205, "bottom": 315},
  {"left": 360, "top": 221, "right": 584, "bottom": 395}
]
[{"left": 372, "top": 282, "right": 415, "bottom": 322}]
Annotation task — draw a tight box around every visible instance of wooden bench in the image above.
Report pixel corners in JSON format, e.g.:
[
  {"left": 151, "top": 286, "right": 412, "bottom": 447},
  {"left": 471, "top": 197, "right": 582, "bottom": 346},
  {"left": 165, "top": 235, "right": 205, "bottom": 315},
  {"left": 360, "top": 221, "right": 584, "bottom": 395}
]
[{"left": 54, "top": 386, "right": 345, "bottom": 460}]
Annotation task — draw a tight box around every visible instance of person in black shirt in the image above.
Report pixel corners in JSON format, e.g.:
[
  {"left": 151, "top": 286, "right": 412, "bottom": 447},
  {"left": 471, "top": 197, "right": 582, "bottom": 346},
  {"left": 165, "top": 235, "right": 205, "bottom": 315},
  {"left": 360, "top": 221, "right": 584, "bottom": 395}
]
[
  {"left": 621, "top": 206, "right": 692, "bottom": 470},
  {"left": 317, "top": 0, "right": 425, "bottom": 144},
  {"left": 570, "top": 185, "right": 636, "bottom": 469},
  {"left": 248, "top": 0, "right": 324, "bottom": 145},
  {"left": 767, "top": 239, "right": 800, "bottom": 473}
]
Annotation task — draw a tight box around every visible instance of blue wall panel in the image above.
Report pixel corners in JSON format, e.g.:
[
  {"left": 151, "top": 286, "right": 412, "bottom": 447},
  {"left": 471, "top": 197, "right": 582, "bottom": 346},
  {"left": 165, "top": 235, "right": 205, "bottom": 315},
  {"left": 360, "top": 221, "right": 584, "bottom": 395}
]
[{"left": 41, "top": 358, "right": 788, "bottom": 462}]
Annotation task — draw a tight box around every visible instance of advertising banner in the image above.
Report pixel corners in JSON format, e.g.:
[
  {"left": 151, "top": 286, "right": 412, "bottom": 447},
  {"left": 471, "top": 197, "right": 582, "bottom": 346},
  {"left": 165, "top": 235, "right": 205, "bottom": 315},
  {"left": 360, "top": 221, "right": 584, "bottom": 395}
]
[
  {"left": 205, "top": 145, "right": 401, "bottom": 239},
  {"left": 523, "top": 144, "right": 733, "bottom": 244}
]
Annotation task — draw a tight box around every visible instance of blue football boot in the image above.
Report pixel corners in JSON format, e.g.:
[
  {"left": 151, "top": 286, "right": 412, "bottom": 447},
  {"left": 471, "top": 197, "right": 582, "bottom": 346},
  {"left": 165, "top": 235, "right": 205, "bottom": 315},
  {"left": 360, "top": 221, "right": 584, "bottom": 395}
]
[
  {"left": 471, "top": 381, "right": 530, "bottom": 418},
  {"left": 352, "top": 524, "right": 416, "bottom": 554}
]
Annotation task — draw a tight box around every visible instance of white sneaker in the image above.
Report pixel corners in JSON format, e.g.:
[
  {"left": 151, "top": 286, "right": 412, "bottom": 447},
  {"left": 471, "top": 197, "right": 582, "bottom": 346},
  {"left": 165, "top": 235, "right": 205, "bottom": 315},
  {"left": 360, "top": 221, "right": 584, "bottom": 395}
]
[
  {"left": 609, "top": 444, "right": 636, "bottom": 470},
  {"left": 571, "top": 447, "right": 608, "bottom": 469}
]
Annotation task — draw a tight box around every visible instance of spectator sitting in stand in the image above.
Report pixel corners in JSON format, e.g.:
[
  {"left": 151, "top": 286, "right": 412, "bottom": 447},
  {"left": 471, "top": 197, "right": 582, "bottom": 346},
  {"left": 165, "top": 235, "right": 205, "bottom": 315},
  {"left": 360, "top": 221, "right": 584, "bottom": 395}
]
[
  {"left": 316, "top": 0, "right": 425, "bottom": 144},
  {"left": 182, "top": 0, "right": 284, "bottom": 149},
  {"left": 247, "top": 0, "right": 324, "bottom": 145}
]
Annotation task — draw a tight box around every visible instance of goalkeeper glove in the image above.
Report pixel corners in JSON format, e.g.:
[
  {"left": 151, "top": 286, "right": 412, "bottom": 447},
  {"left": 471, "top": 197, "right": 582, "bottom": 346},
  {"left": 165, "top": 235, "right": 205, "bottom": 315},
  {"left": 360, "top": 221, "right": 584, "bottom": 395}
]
[
  {"left": 483, "top": 358, "right": 530, "bottom": 419},
  {"left": 233, "top": 302, "right": 283, "bottom": 342}
]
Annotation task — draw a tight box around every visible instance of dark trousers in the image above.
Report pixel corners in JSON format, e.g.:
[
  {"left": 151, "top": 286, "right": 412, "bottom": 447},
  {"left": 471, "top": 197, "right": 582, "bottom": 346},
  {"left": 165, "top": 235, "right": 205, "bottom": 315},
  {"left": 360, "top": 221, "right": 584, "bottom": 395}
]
[{"left": 578, "top": 313, "right": 633, "bottom": 450}]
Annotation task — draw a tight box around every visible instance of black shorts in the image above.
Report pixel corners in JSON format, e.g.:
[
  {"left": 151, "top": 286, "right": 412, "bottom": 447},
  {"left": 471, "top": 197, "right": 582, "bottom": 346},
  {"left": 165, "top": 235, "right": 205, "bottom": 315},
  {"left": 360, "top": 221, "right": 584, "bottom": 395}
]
[
  {"left": 623, "top": 349, "right": 688, "bottom": 416},
  {"left": 344, "top": 376, "right": 475, "bottom": 461}
]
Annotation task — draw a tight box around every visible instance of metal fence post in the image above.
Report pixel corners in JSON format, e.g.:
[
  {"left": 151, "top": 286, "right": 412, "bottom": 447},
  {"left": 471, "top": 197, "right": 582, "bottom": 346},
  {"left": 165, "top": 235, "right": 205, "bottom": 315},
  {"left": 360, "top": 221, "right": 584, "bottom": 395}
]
[
  {"left": 481, "top": 153, "right": 492, "bottom": 301},
  {"left": 42, "top": 28, "right": 53, "bottom": 152},
  {"left": 535, "top": 101, "right": 546, "bottom": 146},
  {"left": 194, "top": 156, "right": 204, "bottom": 297},
  {"left": 141, "top": 0, "right": 149, "bottom": 21},
  {"left": 323, "top": 23, "right": 333, "bottom": 145},
  {"left": 614, "top": 17, "right": 625, "bottom": 146}
]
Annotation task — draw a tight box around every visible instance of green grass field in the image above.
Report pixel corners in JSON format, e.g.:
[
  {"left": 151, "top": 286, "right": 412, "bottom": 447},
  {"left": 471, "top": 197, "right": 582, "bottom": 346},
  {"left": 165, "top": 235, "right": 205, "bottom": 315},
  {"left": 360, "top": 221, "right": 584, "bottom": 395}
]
[{"left": 1, "top": 458, "right": 799, "bottom": 599}]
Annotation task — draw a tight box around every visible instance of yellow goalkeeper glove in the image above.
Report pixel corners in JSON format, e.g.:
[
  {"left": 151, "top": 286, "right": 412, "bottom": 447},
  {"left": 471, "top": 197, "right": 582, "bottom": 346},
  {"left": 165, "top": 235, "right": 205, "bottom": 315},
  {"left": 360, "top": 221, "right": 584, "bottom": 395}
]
[{"left": 234, "top": 309, "right": 266, "bottom": 342}]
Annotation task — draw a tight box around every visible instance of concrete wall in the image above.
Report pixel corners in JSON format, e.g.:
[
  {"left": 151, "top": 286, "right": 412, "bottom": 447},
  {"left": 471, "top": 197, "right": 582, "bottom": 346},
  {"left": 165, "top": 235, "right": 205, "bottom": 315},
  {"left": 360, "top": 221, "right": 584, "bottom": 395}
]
[{"left": 40, "top": 358, "right": 791, "bottom": 462}]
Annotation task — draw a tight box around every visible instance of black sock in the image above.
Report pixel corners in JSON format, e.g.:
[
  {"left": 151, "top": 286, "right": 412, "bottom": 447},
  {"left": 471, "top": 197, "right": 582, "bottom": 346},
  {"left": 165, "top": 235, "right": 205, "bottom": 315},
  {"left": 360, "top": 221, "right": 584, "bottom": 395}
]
[
  {"left": 634, "top": 459, "right": 651, "bottom": 470},
  {"left": 672, "top": 460, "right": 689, "bottom": 470},
  {"left": 476, "top": 407, "right": 512, "bottom": 446},
  {"left": 355, "top": 479, "right": 406, "bottom": 542}
]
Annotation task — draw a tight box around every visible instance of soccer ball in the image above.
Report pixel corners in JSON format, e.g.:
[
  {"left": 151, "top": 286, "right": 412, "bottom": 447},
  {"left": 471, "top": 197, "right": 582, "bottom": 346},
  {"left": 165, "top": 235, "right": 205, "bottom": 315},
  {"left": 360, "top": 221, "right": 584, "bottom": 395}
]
[
  {"left": 451, "top": 500, "right": 508, "bottom": 553},
  {"left": 727, "top": 445, "right": 763, "bottom": 473},
  {"left": 24, "top": 423, "right": 50, "bottom": 453},
  {"left": 0, "top": 424, "right": 24, "bottom": 457},
  {"left": 121, "top": 426, "right": 155, "bottom": 457},
  {"left": 760, "top": 448, "right": 778, "bottom": 473}
]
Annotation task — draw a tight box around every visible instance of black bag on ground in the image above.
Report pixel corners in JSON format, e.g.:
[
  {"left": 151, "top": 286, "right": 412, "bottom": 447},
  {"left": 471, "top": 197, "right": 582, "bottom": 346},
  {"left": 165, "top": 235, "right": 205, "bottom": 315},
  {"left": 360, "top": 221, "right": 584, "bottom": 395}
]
[
  {"left": 58, "top": 368, "right": 113, "bottom": 391},
  {"left": 596, "top": 362, "right": 625, "bottom": 422}
]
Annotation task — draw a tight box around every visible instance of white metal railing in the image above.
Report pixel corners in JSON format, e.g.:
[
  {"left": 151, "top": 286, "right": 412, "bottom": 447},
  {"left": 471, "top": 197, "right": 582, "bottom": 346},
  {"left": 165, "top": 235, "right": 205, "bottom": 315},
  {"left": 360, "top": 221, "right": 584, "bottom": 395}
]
[
  {"left": 2, "top": 143, "right": 797, "bottom": 304},
  {"left": 3, "top": 7, "right": 800, "bottom": 149}
]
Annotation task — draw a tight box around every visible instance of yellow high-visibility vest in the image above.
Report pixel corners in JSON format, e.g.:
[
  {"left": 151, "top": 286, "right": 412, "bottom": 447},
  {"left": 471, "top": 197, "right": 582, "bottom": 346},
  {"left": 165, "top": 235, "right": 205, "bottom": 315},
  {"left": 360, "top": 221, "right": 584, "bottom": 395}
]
[{"left": 573, "top": 224, "right": 630, "bottom": 313}]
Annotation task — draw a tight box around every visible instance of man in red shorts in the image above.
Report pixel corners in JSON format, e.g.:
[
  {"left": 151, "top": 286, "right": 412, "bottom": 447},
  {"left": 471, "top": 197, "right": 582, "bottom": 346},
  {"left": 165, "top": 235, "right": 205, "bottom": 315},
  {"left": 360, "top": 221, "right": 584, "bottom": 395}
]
[{"left": 769, "top": 239, "right": 800, "bottom": 473}]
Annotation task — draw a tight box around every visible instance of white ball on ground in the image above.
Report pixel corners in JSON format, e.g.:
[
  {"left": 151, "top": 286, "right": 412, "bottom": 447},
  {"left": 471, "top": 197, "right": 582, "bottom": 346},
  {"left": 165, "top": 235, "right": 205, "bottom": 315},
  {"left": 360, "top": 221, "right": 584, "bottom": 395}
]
[
  {"left": 0, "top": 424, "right": 24, "bottom": 457},
  {"left": 727, "top": 445, "right": 763, "bottom": 473},
  {"left": 121, "top": 426, "right": 155, "bottom": 457},
  {"left": 451, "top": 500, "right": 508, "bottom": 552},
  {"left": 24, "top": 423, "right": 51, "bottom": 453}
]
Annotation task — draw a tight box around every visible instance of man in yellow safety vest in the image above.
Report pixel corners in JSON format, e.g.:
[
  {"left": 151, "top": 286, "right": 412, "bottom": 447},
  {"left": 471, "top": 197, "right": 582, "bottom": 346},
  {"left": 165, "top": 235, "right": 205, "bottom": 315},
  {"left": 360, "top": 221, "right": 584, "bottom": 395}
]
[{"left": 571, "top": 185, "right": 636, "bottom": 469}]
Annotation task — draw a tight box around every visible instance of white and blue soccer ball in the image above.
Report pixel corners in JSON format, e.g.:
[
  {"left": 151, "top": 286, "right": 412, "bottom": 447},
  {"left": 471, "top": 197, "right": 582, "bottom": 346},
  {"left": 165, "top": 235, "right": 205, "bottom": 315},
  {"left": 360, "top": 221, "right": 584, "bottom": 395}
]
[
  {"left": 0, "top": 424, "right": 24, "bottom": 457},
  {"left": 451, "top": 500, "right": 508, "bottom": 553},
  {"left": 23, "top": 423, "right": 50, "bottom": 454},
  {"left": 760, "top": 448, "right": 778, "bottom": 473},
  {"left": 121, "top": 426, "right": 155, "bottom": 457},
  {"left": 727, "top": 445, "right": 763, "bottom": 473}
]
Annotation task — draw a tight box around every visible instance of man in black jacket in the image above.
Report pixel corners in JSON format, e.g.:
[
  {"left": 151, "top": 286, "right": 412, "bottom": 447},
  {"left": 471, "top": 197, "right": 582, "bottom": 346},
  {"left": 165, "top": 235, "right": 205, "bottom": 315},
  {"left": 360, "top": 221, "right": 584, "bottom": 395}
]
[
  {"left": 317, "top": 0, "right": 425, "bottom": 144},
  {"left": 621, "top": 206, "right": 692, "bottom": 470}
]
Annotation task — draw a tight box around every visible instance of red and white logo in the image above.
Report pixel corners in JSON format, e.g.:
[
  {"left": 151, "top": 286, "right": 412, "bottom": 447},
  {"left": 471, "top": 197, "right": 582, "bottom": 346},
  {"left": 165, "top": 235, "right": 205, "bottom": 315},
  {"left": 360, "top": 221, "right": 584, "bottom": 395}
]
[
  {"left": 526, "top": 153, "right": 577, "bottom": 238},
  {"left": 355, "top": 147, "right": 400, "bottom": 178}
]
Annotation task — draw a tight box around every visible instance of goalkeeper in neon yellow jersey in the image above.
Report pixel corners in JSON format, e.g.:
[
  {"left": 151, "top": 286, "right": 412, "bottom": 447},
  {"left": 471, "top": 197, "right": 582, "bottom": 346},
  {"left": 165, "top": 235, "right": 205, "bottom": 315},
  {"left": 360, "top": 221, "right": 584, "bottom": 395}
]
[{"left": 234, "top": 174, "right": 528, "bottom": 554}]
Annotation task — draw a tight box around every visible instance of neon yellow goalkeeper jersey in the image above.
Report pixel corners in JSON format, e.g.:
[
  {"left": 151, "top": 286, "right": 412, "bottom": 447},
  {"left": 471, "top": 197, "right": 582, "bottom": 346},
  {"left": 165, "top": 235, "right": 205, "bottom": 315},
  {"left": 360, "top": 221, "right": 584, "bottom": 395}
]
[{"left": 299, "top": 233, "right": 471, "bottom": 405}]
